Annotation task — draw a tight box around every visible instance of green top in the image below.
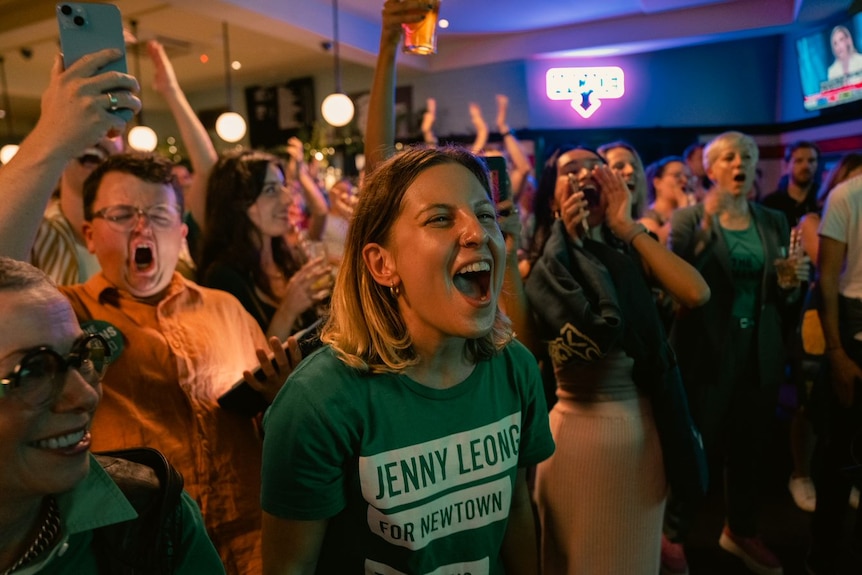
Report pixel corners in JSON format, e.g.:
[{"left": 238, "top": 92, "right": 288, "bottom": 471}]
[
  {"left": 262, "top": 341, "right": 555, "bottom": 574},
  {"left": 721, "top": 222, "right": 764, "bottom": 320},
  {"left": 14, "top": 455, "right": 224, "bottom": 574}
]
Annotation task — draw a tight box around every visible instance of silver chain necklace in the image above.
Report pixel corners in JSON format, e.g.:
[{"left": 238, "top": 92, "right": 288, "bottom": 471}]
[{"left": 1, "top": 497, "right": 61, "bottom": 575}]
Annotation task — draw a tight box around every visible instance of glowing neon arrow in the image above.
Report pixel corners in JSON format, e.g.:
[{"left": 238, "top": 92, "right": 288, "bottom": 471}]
[{"left": 546, "top": 67, "right": 625, "bottom": 119}]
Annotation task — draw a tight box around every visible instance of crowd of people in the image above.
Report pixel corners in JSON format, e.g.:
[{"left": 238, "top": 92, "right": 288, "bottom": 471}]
[{"left": 1, "top": 2, "right": 861, "bottom": 574}]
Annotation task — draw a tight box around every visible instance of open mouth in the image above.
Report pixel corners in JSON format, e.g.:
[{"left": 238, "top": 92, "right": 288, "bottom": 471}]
[
  {"left": 133, "top": 244, "right": 155, "bottom": 271},
  {"left": 453, "top": 261, "right": 492, "bottom": 301},
  {"left": 582, "top": 184, "right": 601, "bottom": 208},
  {"left": 733, "top": 174, "right": 746, "bottom": 183}
]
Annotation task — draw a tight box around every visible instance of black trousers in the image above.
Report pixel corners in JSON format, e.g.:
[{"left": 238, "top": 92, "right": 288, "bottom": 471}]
[
  {"left": 666, "top": 323, "right": 780, "bottom": 540},
  {"left": 809, "top": 300, "right": 862, "bottom": 569}
]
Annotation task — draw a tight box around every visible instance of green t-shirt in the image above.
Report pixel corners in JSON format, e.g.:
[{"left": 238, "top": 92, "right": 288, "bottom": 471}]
[
  {"left": 262, "top": 342, "right": 554, "bottom": 574},
  {"left": 721, "top": 223, "right": 764, "bottom": 320}
]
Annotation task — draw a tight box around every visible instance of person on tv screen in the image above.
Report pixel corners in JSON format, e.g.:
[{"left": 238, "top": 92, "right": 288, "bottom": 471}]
[{"left": 827, "top": 25, "right": 862, "bottom": 80}]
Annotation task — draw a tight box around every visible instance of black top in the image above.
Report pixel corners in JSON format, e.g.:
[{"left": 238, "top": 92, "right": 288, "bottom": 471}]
[
  {"left": 201, "top": 262, "right": 275, "bottom": 332},
  {"left": 760, "top": 187, "right": 818, "bottom": 228}
]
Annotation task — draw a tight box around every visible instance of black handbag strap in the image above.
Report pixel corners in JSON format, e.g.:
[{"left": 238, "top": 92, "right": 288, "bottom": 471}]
[{"left": 92, "top": 447, "right": 185, "bottom": 575}]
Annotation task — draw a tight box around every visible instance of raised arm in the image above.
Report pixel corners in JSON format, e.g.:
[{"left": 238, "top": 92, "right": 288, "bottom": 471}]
[
  {"left": 287, "top": 137, "right": 328, "bottom": 241},
  {"left": 495, "top": 94, "right": 533, "bottom": 198},
  {"left": 365, "top": 1, "right": 433, "bottom": 172},
  {"left": 497, "top": 200, "right": 538, "bottom": 352},
  {"left": 597, "top": 166, "right": 710, "bottom": 308},
  {"left": 0, "top": 50, "right": 139, "bottom": 260},
  {"left": 468, "top": 102, "right": 488, "bottom": 155},
  {"left": 421, "top": 97, "right": 438, "bottom": 145},
  {"left": 148, "top": 40, "right": 216, "bottom": 232}
]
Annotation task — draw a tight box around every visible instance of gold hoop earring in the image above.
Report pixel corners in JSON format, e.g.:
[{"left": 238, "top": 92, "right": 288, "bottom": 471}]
[{"left": 390, "top": 282, "right": 400, "bottom": 298}]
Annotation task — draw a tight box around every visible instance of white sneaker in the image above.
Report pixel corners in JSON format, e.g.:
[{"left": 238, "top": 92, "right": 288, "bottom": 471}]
[
  {"left": 850, "top": 486, "right": 860, "bottom": 510},
  {"left": 788, "top": 475, "right": 816, "bottom": 512}
]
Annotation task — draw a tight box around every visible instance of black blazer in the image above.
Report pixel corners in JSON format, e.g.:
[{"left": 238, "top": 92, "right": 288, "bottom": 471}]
[{"left": 669, "top": 202, "right": 793, "bottom": 389}]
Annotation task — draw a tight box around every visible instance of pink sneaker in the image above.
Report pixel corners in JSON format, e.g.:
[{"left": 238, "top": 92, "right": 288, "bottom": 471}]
[
  {"left": 660, "top": 534, "right": 689, "bottom": 575},
  {"left": 718, "top": 527, "right": 783, "bottom": 575}
]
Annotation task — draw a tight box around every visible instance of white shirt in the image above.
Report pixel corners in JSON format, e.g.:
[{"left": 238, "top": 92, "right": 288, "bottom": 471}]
[{"left": 819, "top": 174, "right": 862, "bottom": 300}]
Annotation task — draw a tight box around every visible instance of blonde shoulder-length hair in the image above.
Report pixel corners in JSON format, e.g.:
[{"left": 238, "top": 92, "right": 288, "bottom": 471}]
[{"left": 320, "top": 145, "right": 513, "bottom": 373}]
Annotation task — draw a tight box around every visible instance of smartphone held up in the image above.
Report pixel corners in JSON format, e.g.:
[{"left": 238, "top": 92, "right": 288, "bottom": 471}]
[
  {"left": 485, "top": 156, "right": 511, "bottom": 205},
  {"left": 57, "top": 2, "right": 133, "bottom": 121}
]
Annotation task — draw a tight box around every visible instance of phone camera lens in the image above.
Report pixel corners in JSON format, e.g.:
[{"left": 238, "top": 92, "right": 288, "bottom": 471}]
[
  {"left": 60, "top": 5, "right": 72, "bottom": 15},
  {"left": 74, "top": 15, "right": 85, "bottom": 26}
]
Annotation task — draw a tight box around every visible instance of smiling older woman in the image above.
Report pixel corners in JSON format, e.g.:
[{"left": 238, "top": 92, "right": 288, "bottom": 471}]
[{"left": 0, "top": 257, "right": 223, "bottom": 574}]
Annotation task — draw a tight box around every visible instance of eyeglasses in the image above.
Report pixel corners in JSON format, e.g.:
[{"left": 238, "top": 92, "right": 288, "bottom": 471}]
[
  {"left": 558, "top": 159, "right": 601, "bottom": 176},
  {"left": 663, "top": 171, "right": 690, "bottom": 181},
  {"left": 497, "top": 206, "right": 520, "bottom": 219},
  {"left": 91, "top": 204, "right": 182, "bottom": 232},
  {"left": 76, "top": 153, "right": 105, "bottom": 167},
  {"left": 0, "top": 333, "right": 110, "bottom": 408}
]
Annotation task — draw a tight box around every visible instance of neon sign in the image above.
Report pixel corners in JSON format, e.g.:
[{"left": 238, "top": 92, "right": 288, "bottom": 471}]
[{"left": 546, "top": 67, "right": 625, "bottom": 119}]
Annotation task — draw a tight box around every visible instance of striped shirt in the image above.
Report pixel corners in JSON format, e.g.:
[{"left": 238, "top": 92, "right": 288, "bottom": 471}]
[{"left": 31, "top": 199, "right": 100, "bottom": 285}]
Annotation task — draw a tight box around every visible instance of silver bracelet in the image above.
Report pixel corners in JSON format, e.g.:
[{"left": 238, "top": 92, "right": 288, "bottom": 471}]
[{"left": 622, "top": 223, "right": 649, "bottom": 245}]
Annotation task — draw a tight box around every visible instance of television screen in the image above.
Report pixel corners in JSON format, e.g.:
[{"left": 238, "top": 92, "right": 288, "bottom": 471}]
[{"left": 797, "top": 13, "right": 862, "bottom": 111}]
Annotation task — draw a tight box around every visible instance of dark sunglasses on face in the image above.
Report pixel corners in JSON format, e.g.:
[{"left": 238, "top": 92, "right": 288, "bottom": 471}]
[{"left": 0, "top": 333, "right": 109, "bottom": 408}]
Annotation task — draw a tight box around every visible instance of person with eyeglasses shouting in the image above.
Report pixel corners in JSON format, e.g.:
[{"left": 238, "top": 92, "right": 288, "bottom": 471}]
[
  {"left": 66, "top": 152, "right": 295, "bottom": 575},
  {"left": 0, "top": 47, "right": 139, "bottom": 286},
  {"left": 1, "top": 150, "right": 300, "bottom": 574},
  {"left": 0, "top": 257, "right": 225, "bottom": 574}
]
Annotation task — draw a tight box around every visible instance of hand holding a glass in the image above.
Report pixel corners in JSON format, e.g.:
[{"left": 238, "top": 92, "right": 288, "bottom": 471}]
[
  {"left": 300, "top": 240, "right": 335, "bottom": 293},
  {"left": 380, "top": 0, "right": 432, "bottom": 46},
  {"left": 267, "top": 249, "right": 333, "bottom": 340},
  {"left": 402, "top": 0, "right": 441, "bottom": 55},
  {"left": 774, "top": 227, "right": 810, "bottom": 289}
]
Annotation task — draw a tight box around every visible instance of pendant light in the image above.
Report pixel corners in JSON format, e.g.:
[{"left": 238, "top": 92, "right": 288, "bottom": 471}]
[
  {"left": 127, "top": 20, "right": 158, "bottom": 152},
  {"left": 320, "top": 0, "right": 354, "bottom": 127},
  {"left": 215, "top": 22, "right": 247, "bottom": 143}
]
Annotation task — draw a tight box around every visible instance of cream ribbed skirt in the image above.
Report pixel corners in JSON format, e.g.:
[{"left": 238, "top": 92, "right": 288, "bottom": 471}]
[{"left": 535, "top": 395, "right": 667, "bottom": 575}]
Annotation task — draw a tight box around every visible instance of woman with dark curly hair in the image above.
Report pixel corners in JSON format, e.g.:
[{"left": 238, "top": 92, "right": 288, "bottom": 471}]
[{"left": 199, "top": 150, "right": 332, "bottom": 341}]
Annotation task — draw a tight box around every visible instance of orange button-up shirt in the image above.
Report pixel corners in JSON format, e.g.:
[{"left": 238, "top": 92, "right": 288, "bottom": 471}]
[{"left": 60, "top": 272, "right": 268, "bottom": 575}]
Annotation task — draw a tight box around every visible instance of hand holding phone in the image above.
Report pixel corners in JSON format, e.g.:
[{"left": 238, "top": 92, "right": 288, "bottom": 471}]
[
  {"left": 567, "top": 173, "right": 591, "bottom": 236},
  {"left": 57, "top": 2, "right": 133, "bottom": 121},
  {"left": 485, "top": 156, "right": 511, "bottom": 205},
  {"left": 218, "top": 320, "right": 324, "bottom": 417}
]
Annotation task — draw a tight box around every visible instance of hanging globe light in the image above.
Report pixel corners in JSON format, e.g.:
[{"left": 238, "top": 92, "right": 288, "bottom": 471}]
[
  {"left": 128, "top": 125, "right": 158, "bottom": 152},
  {"left": 320, "top": 0, "right": 354, "bottom": 127},
  {"left": 321, "top": 93, "right": 354, "bottom": 127}
]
